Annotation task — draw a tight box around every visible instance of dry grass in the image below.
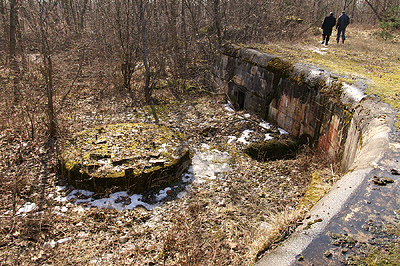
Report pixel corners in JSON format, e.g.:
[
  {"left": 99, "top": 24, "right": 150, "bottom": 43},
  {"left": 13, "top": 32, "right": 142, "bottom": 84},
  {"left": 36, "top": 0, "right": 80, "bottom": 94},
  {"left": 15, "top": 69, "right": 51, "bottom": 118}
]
[
  {"left": 254, "top": 24, "right": 400, "bottom": 126},
  {"left": 5, "top": 25, "right": 395, "bottom": 265},
  {"left": 0, "top": 90, "right": 338, "bottom": 265}
]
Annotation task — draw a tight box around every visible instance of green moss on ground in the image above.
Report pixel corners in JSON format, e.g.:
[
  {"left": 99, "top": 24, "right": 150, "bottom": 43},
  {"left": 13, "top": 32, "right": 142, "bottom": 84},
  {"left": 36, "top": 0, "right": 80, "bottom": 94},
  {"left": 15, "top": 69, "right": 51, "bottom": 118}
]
[
  {"left": 254, "top": 25, "right": 400, "bottom": 127},
  {"left": 61, "top": 123, "right": 189, "bottom": 193}
]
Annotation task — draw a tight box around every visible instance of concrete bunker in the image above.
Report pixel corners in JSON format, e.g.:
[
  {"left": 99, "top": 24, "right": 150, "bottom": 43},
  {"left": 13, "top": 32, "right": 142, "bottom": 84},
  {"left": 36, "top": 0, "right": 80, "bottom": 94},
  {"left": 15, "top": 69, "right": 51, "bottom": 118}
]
[
  {"left": 212, "top": 44, "right": 396, "bottom": 172},
  {"left": 60, "top": 123, "right": 189, "bottom": 194}
]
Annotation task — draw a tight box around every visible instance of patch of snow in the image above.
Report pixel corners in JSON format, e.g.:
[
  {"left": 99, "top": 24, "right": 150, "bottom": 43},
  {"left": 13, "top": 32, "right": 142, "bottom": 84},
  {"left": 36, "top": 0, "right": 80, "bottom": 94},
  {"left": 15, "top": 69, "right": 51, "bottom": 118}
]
[
  {"left": 182, "top": 166, "right": 194, "bottom": 183},
  {"left": 44, "top": 240, "right": 57, "bottom": 248},
  {"left": 52, "top": 188, "right": 169, "bottom": 211},
  {"left": 56, "top": 186, "right": 67, "bottom": 192},
  {"left": 192, "top": 148, "right": 231, "bottom": 183},
  {"left": 44, "top": 237, "right": 73, "bottom": 249},
  {"left": 201, "top": 143, "right": 210, "bottom": 150},
  {"left": 342, "top": 83, "right": 365, "bottom": 102},
  {"left": 244, "top": 113, "right": 251, "bottom": 118},
  {"left": 91, "top": 192, "right": 138, "bottom": 210},
  {"left": 57, "top": 237, "right": 72, "bottom": 244},
  {"left": 155, "top": 187, "right": 171, "bottom": 202},
  {"left": 279, "top": 128, "right": 289, "bottom": 135},
  {"left": 265, "top": 133, "right": 274, "bottom": 141},
  {"left": 177, "top": 189, "right": 188, "bottom": 199},
  {"left": 16, "top": 202, "right": 37, "bottom": 215},
  {"left": 309, "top": 68, "right": 321, "bottom": 79},
  {"left": 64, "top": 189, "right": 94, "bottom": 201},
  {"left": 237, "top": 129, "right": 253, "bottom": 144},
  {"left": 54, "top": 195, "right": 68, "bottom": 203},
  {"left": 72, "top": 206, "right": 86, "bottom": 214},
  {"left": 227, "top": 136, "right": 237, "bottom": 144},
  {"left": 312, "top": 48, "right": 326, "bottom": 55},
  {"left": 260, "top": 121, "right": 272, "bottom": 129},
  {"left": 223, "top": 102, "right": 235, "bottom": 113}
]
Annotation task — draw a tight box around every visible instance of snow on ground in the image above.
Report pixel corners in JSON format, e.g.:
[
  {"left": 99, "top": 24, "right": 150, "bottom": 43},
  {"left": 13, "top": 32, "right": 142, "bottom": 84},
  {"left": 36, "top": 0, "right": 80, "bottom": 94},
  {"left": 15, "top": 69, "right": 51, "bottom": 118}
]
[
  {"left": 192, "top": 146, "right": 232, "bottom": 183},
  {"left": 265, "top": 133, "right": 274, "bottom": 141},
  {"left": 223, "top": 102, "right": 235, "bottom": 113},
  {"left": 311, "top": 46, "right": 328, "bottom": 55},
  {"left": 279, "top": 128, "right": 289, "bottom": 135},
  {"left": 9, "top": 104, "right": 290, "bottom": 217},
  {"left": 342, "top": 83, "right": 366, "bottom": 102},
  {"left": 43, "top": 144, "right": 232, "bottom": 213},
  {"left": 16, "top": 202, "right": 37, "bottom": 216},
  {"left": 260, "top": 121, "right": 272, "bottom": 129},
  {"left": 237, "top": 129, "right": 254, "bottom": 144}
]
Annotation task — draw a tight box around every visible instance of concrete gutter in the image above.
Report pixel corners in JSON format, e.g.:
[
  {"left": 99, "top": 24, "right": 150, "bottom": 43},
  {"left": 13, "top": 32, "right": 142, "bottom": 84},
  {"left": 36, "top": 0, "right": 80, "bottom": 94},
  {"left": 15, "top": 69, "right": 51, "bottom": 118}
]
[{"left": 256, "top": 96, "right": 399, "bottom": 265}]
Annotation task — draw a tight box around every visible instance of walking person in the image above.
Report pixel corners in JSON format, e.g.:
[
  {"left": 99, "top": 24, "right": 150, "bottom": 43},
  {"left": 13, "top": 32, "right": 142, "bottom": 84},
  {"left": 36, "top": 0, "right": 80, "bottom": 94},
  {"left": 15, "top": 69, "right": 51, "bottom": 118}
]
[
  {"left": 321, "top": 12, "right": 336, "bottom": 45},
  {"left": 336, "top": 11, "right": 350, "bottom": 43}
]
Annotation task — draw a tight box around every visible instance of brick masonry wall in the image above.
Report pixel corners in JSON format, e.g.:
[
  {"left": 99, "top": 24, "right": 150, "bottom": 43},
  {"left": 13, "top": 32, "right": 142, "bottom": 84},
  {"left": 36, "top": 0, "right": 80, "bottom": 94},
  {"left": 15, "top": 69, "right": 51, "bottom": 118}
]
[{"left": 211, "top": 44, "right": 370, "bottom": 171}]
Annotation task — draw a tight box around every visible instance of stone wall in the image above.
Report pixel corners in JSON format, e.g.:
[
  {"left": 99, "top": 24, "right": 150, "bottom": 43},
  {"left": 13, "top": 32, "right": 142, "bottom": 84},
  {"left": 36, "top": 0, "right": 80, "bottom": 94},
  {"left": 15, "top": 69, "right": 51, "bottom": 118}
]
[{"left": 211, "top": 44, "right": 394, "bottom": 171}]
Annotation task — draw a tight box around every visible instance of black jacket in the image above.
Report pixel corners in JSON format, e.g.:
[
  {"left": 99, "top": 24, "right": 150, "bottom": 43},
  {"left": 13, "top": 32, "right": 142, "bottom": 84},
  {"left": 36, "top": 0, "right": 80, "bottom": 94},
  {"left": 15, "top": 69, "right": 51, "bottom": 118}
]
[
  {"left": 321, "top": 15, "right": 336, "bottom": 35},
  {"left": 337, "top": 13, "right": 350, "bottom": 30}
]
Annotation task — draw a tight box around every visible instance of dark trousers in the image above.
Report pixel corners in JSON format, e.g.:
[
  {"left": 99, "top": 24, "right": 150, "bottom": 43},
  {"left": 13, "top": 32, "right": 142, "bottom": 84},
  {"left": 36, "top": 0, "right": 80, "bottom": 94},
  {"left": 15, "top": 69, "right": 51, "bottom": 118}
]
[
  {"left": 337, "top": 28, "right": 346, "bottom": 43},
  {"left": 322, "top": 34, "right": 331, "bottom": 44}
]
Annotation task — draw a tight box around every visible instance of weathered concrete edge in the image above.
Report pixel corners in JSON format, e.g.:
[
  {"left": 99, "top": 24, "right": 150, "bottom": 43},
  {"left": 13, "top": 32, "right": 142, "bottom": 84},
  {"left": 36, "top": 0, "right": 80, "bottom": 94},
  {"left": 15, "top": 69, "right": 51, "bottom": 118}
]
[
  {"left": 255, "top": 103, "right": 394, "bottom": 266},
  {"left": 212, "top": 44, "right": 399, "bottom": 265},
  {"left": 255, "top": 168, "right": 372, "bottom": 266}
]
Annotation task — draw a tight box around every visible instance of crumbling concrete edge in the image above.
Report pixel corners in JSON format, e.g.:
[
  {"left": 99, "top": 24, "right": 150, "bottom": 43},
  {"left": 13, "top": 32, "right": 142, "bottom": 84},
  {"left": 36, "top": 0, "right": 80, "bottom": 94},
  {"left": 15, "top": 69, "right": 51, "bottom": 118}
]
[
  {"left": 256, "top": 96, "right": 397, "bottom": 266},
  {"left": 255, "top": 168, "right": 372, "bottom": 266}
]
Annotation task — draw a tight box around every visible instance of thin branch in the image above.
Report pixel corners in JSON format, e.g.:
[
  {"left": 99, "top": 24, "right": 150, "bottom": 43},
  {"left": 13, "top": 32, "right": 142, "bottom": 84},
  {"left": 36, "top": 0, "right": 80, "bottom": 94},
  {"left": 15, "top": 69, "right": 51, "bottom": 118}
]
[
  {"left": 56, "top": 46, "right": 85, "bottom": 115},
  {"left": 365, "top": 0, "right": 383, "bottom": 22}
]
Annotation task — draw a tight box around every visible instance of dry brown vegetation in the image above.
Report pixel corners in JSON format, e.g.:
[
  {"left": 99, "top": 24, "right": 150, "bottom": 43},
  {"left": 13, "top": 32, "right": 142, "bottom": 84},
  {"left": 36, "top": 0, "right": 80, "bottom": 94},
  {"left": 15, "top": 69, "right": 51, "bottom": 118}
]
[
  {"left": 0, "top": 64, "right": 376, "bottom": 264},
  {"left": 1, "top": 0, "right": 400, "bottom": 264},
  {"left": 1, "top": 65, "right": 338, "bottom": 265}
]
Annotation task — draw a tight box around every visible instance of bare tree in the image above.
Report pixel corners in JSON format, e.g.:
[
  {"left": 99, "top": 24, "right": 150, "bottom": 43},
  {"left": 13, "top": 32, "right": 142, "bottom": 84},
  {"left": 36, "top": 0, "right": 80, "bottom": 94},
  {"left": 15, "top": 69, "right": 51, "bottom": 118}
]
[
  {"left": 38, "top": 0, "right": 56, "bottom": 138},
  {"left": 365, "top": 0, "right": 384, "bottom": 21},
  {"left": 140, "top": 0, "right": 152, "bottom": 102},
  {"left": 10, "top": 0, "right": 20, "bottom": 102},
  {"left": 115, "top": 0, "right": 138, "bottom": 91}
]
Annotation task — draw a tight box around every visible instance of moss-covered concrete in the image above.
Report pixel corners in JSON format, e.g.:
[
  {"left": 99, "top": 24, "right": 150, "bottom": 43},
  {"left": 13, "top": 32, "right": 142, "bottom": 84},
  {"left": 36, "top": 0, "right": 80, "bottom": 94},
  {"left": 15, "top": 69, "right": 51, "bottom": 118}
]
[
  {"left": 212, "top": 44, "right": 365, "bottom": 171},
  {"left": 60, "top": 123, "right": 189, "bottom": 194}
]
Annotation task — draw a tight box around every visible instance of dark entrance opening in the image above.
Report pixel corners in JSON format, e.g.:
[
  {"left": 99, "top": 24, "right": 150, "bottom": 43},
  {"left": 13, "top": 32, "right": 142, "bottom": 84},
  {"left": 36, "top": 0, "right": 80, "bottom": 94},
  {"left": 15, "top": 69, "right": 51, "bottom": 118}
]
[{"left": 237, "top": 90, "right": 245, "bottom": 110}]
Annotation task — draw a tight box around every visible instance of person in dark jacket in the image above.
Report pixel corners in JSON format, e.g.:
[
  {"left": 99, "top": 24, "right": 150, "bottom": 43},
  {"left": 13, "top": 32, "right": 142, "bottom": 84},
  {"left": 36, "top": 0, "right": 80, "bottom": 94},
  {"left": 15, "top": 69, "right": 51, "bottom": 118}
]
[
  {"left": 321, "top": 12, "right": 336, "bottom": 45},
  {"left": 336, "top": 11, "right": 350, "bottom": 43}
]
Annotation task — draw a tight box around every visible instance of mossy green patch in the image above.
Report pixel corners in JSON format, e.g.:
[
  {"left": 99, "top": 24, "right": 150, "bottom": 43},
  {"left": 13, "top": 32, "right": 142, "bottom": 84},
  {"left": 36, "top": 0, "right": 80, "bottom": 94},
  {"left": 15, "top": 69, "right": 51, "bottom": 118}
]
[
  {"left": 267, "top": 57, "right": 294, "bottom": 78},
  {"left": 299, "top": 171, "right": 331, "bottom": 211},
  {"left": 60, "top": 123, "right": 189, "bottom": 194},
  {"left": 253, "top": 29, "right": 400, "bottom": 127}
]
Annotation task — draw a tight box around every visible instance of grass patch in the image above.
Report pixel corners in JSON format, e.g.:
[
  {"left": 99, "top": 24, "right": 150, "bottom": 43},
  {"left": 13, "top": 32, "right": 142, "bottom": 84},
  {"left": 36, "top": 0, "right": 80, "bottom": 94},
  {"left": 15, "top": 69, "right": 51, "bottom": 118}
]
[{"left": 253, "top": 24, "right": 400, "bottom": 127}]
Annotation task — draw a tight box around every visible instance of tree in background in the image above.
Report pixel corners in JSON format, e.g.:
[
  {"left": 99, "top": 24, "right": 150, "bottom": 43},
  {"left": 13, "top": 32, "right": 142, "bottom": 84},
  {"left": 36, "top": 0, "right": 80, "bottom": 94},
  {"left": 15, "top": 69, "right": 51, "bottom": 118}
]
[{"left": 1, "top": 0, "right": 399, "bottom": 138}]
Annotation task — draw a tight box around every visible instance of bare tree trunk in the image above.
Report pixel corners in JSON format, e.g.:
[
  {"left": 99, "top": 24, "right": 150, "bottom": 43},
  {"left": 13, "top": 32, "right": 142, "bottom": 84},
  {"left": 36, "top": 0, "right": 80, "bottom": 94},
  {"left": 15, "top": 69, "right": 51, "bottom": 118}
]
[
  {"left": 10, "top": 0, "right": 19, "bottom": 103},
  {"left": 45, "top": 55, "right": 56, "bottom": 138},
  {"left": 79, "top": 0, "right": 89, "bottom": 31},
  {"left": 365, "top": 0, "right": 383, "bottom": 21},
  {"left": 140, "top": 0, "right": 152, "bottom": 102},
  {"left": 182, "top": 0, "right": 188, "bottom": 59},
  {"left": 1, "top": 0, "right": 8, "bottom": 49},
  {"left": 214, "top": 0, "right": 222, "bottom": 48},
  {"left": 10, "top": 0, "right": 16, "bottom": 58},
  {"left": 70, "top": 0, "right": 77, "bottom": 30},
  {"left": 39, "top": 0, "right": 56, "bottom": 138}
]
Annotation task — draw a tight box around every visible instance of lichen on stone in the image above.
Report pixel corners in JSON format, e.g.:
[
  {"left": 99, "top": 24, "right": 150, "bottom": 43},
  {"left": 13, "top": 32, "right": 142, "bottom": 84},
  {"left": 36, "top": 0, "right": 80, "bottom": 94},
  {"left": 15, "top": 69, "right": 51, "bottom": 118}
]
[
  {"left": 60, "top": 123, "right": 189, "bottom": 194},
  {"left": 266, "top": 57, "right": 294, "bottom": 78}
]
